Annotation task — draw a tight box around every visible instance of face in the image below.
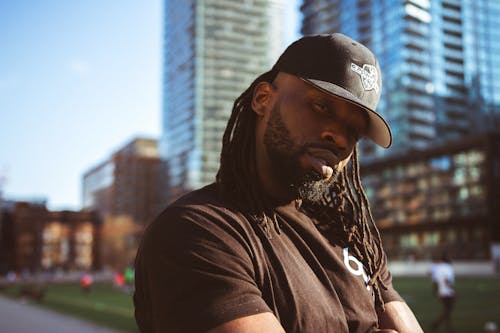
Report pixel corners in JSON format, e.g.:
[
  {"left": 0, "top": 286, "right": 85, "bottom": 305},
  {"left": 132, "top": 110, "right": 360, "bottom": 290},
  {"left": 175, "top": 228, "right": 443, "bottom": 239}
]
[{"left": 256, "top": 72, "right": 369, "bottom": 203}]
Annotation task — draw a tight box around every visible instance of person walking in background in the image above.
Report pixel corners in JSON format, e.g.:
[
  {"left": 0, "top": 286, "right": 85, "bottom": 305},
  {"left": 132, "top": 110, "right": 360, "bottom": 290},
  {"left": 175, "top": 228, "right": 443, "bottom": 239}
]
[
  {"left": 124, "top": 266, "right": 135, "bottom": 293},
  {"left": 429, "top": 254, "right": 440, "bottom": 295},
  {"left": 484, "top": 321, "right": 498, "bottom": 333},
  {"left": 113, "top": 271, "right": 125, "bottom": 289},
  {"left": 432, "top": 254, "right": 455, "bottom": 333},
  {"left": 80, "top": 272, "right": 93, "bottom": 293}
]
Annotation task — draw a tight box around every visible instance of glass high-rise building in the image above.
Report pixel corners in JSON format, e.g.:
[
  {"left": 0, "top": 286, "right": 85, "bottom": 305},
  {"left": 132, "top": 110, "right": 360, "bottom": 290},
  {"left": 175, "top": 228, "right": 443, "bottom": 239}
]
[
  {"left": 161, "top": 0, "right": 285, "bottom": 202},
  {"left": 462, "top": 0, "right": 500, "bottom": 132},
  {"left": 362, "top": 132, "right": 500, "bottom": 260},
  {"left": 301, "top": 0, "right": 500, "bottom": 159}
]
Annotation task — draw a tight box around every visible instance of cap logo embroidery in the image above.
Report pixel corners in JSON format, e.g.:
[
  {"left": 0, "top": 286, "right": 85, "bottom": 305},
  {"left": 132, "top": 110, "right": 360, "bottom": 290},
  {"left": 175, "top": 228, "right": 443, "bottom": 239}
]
[{"left": 350, "top": 63, "right": 379, "bottom": 93}]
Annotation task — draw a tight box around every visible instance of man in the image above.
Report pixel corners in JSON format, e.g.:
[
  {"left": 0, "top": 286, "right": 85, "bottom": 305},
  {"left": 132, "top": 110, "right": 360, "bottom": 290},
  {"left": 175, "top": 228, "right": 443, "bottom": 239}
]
[
  {"left": 134, "top": 33, "right": 423, "bottom": 333},
  {"left": 430, "top": 255, "right": 440, "bottom": 294},
  {"left": 432, "top": 254, "right": 455, "bottom": 332}
]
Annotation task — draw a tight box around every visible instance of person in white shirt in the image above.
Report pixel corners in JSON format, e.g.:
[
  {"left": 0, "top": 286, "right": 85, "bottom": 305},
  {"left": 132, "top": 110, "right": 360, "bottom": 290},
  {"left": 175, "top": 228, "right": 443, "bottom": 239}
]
[
  {"left": 429, "top": 255, "right": 440, "bottom": 294},
  {"left": 431, "top": 254, "right": 455, "bottom": 332}
]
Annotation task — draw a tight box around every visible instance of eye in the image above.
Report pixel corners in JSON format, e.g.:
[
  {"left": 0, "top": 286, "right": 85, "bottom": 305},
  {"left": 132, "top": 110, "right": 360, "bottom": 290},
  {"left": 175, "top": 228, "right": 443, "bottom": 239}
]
[{"left": 312, "top": 101, "right": 329, "bottom": 114}]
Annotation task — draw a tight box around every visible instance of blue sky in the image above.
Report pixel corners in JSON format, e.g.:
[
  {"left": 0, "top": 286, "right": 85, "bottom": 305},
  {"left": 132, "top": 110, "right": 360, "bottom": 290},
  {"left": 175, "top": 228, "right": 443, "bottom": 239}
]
[
  {"left": 0, "top": 1, "right": 300, "bottom": 210},
  {"left": 0, "top": 0, "right": 162, "bottom": 210}
]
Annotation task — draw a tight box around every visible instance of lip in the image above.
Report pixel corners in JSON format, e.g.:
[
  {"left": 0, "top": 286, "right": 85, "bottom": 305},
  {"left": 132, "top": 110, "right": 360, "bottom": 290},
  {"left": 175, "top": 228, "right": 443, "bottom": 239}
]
[{"left": 305, "top": 147, "right": 341, "bottom": 168}]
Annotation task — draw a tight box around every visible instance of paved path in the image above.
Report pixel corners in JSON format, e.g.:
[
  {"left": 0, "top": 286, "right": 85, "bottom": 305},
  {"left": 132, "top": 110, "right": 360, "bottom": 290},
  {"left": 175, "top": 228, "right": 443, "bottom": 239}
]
[{"left": 0, "top": 295, "right": 126, "bottom": 333}]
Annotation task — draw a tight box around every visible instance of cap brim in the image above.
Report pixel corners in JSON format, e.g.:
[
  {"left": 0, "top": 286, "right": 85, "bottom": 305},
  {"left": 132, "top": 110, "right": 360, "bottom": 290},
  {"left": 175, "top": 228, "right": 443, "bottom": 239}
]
[{"left": 302, "top": 78, "right": 392, "bottom": 148}]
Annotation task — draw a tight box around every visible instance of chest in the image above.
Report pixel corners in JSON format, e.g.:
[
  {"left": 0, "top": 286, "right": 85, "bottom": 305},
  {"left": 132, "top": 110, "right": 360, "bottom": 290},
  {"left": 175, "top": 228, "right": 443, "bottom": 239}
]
[{"left": 253, "top": 222, "right": 379, "bottom": 333}]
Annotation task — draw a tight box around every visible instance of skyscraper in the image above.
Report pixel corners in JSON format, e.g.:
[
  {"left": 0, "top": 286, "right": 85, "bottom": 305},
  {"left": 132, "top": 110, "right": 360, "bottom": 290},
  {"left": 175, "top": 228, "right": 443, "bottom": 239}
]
[
  {"left": 462, "top": 0, "right": 500, "bottom": 132},
  {"left": 82, "top": 137, "right": 163, "bottom": 268},
  {"left": 82, "top": 137, "right": 163, "bottom": 226},
  {"left": 161, "top": 0, "right": 285, "bottom": 202},
  {"left": 301, "top": 0, "right": 500, "bottom": 158}
]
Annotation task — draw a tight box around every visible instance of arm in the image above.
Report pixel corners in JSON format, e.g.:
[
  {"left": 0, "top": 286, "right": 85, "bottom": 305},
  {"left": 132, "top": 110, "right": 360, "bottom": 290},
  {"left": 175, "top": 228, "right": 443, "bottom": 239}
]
[
  {"left": 206, "top": 312, "right": 285, "bottom": 333},
  {"left": 377, "top": 300, "right": 424, "bottom": 333},
  {"left": 205, "top": 301, "right": 421, "bottom": 333}
]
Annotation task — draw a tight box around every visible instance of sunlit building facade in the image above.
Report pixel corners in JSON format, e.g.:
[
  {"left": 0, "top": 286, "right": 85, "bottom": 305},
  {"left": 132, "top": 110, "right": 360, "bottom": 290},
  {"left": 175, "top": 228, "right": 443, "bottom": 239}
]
[
  {"left": 0, "top": 202, "right": 101, "bottom": 272},
  {"left": 82, "top": 137, "right": 163, "bottom": 269},
  {"left": 161, "top": 0, "right": 285, "bottom": 202},
  {"left": 301, "top": 0, "right": 500, "bottom": 159},
  {"left": 82, "top": 137, "right": 163, "bottom": 227},
  {"left": 362, "top": 133, "right": 500, "bottom": 260}
]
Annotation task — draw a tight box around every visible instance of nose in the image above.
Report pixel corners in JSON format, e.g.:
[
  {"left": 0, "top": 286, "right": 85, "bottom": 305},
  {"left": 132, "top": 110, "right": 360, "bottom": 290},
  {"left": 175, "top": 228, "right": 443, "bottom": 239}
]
[{"left": 320, "top": 127, "right": 350, "bottom": 151}]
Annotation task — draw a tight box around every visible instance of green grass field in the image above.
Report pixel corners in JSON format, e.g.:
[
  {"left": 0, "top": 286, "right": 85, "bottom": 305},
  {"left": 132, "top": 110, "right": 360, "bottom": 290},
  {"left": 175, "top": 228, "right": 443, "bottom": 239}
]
[
  {"left": 1, "top": 277, "right": 499, "bottom": 332},
  {"left": 1, "top": 282, "right": 138, "bottom": 333},
  {"left": 394, "top": 276, "right": 500, "bottom": 332}
]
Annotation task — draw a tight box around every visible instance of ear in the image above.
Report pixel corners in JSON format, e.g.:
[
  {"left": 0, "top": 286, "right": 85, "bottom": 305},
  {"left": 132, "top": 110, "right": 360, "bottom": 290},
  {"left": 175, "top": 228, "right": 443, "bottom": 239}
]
[{"left": 251, "top": 81, "right": 275, "bottom": 116}]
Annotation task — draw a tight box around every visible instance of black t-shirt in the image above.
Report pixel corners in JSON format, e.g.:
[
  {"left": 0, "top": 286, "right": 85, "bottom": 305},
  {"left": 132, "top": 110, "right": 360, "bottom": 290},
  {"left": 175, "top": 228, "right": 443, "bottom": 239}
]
[{"left": 134, "top": 183, "right": 403, "bottom": 333}]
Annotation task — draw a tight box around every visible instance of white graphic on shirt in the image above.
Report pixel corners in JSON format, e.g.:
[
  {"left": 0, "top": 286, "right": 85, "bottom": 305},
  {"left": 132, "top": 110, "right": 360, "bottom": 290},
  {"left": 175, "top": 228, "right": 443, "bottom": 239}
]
[
  {"left": 350, "top": 63, "right": 379, "bottom": 93},
  {"left": 343, "top": 247, "right": 371, "bottom": 291}
]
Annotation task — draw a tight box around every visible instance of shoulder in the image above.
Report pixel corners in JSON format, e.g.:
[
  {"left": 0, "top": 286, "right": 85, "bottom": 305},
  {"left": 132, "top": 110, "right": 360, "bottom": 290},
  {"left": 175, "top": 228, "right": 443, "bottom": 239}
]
[
  {"left": 138, "top": 183, "right": 256, "bottom": 260},
  {"left": 147, "top": 184, "right": 230, "bottom": 228},
  {"left": 158, "top": 183, "right": 251, "bottom": 233},
  {"left": 443, "top": 263, "right": 454, "bottom": 275}
]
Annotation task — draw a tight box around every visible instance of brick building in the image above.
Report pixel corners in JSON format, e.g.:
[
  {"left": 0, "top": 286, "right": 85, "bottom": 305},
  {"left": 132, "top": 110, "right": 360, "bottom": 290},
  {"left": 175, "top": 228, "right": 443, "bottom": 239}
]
[
  {"left": 82, "top": 137, "right": 164, "bottom": 269},
  {"left": 0, "top": 201, "right": 101, "bottom": 274}
]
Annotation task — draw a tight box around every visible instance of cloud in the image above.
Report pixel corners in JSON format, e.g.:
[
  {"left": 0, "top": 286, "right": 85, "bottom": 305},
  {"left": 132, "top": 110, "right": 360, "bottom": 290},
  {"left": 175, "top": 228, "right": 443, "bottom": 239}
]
[{"left": 68, "top": 59, "right": 91, "bottom": 76}]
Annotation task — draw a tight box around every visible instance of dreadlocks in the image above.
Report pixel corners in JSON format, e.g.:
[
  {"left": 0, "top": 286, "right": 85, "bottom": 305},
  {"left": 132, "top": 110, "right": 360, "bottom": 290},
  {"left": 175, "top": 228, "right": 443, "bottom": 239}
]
[
  {"left": 216, "top": 69, "right": 388, "bottom": 310},
  {"left": 301, "top": 147, "right": 388, "bottom": 310},
  {"left": 217, "top": 69, "right": 280, "bottom": 232}
]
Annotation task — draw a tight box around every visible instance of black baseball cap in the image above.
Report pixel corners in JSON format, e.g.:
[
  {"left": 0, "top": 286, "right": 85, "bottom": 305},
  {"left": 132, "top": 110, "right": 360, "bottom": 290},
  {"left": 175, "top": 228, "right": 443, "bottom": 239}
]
[{"left": 272, "top": 33, "right": 392, "bottom": 148}]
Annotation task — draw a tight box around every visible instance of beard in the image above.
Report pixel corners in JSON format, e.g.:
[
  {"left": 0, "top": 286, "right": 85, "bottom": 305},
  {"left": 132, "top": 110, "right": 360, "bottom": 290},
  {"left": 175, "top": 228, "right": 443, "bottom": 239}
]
[{"left": 262, "top": 104, "right": 341, "bottom": 203}]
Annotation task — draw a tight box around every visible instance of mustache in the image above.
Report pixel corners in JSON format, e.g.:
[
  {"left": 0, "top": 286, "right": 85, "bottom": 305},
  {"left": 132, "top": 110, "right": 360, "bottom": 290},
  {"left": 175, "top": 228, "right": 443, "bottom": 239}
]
[{"left": 300, "top": 142, "right": 344, "bottom": 158}]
